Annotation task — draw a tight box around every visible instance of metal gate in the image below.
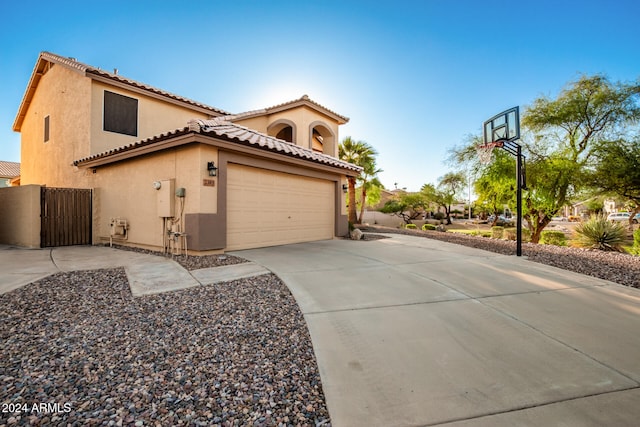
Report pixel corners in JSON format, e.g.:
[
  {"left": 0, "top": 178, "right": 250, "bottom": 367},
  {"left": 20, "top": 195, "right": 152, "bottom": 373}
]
[{"left": 41, "top": 187, "right": 92, "bottom": 247}]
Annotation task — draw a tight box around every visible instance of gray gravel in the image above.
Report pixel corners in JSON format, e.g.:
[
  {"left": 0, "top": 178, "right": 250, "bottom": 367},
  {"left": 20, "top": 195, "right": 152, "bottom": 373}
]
[
  {"left": 4, "top": 231, "right": 638, "bottom": 426},
  {"left": 107, "top": 244, "right": 248, "bottom": 271},
  {"left": 0, "top": 269, "right": 330, "bottom": 426},
  {"left": 362, "top": 226, "right": 640, "bottom": 288}
]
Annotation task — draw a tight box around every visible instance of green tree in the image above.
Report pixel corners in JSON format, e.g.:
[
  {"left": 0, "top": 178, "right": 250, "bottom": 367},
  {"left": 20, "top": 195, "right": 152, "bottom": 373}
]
[
  {"left": 380, "top": 192, "right": 429, "bottom": 225},
  {"left": 421, "top": 173, "right": 466, "bottom": 225},
  {"left": 472, "top": 150, "right": 515, "bottom": 225},
  {"left": 521, "top": 74, "right": 640, "bottom": 242},
  {"left": 339, "top": 137, "right": 376, "bottom": 224},
  {"left": 590, "top": 138, "right": 640, "bottom": 224},
  {"left": 356, "top": 158, "right": 383, "bottom": 223}
]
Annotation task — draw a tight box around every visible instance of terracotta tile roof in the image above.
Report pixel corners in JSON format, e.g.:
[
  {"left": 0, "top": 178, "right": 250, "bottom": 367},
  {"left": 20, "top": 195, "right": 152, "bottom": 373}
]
[
  {"left": 227, "top": 95, "right": 349, "bottom": 124},
  {"left": 191, "top": 119, "right": 361, "bottom": 171},
  {"left": 14, "top": 52, "right": 228, "bottom": 130},
  {"left": 0, "top": 161, "right": 20, "bottom": 178},
  {"left": 73, "top": 119, "right": 362, "bottom": 174},
  {"left": 72, "top": 128, "right": 191, "bottom": 166},
  {"left": 42, "top": 52, "right": 229, "bottom": 115}
]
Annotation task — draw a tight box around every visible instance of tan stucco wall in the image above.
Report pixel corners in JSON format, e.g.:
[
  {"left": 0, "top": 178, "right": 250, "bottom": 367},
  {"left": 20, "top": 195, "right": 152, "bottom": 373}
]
[
  {"left": 89, "top": 81, "right": 211, "bottom": 155},
  {"left": 233, "top": 106, "right": 340, "bottom": 156},
  {"left": 87, "top": 145, "right": 218, "bottom": 250},
  {"left": 0, "top": 185, "right": 41, "bottom": 248},
  {"left": 20, "top": 65, "right": 92, "bottom": 187},
  {"left": 232, "top": 116, "right": 269, "bottom": 134}
]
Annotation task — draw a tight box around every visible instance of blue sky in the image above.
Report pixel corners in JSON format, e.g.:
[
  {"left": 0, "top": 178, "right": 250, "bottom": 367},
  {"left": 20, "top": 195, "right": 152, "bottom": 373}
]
[{"left": 1, "top": 0, "right": 639, "bottom": 191}]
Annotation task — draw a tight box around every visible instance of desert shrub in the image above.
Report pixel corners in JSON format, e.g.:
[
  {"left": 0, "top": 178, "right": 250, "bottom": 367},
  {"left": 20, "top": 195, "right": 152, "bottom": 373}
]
[
  {"left": 503, "top": 227, "right": 531, "bottom": 242},
  {"left": 405, "top": 224, "right": 417, "bottom": 229},
  {"left": 540, "top": 230, "right": 567, "bottom": 246},
  {"left": 630, "top": 228, "right": 640, "bottom": 256},
  {"left": 574, "top": 214, "right": 626, "bottom": 251},
  {"left": 491, "top": 226, "right": 504, "bottom": 239},
  {"left": 433, "top": 212, "right": 445, "bottom": 221},
  {"left": 422, "top": 223, "right": 436, "bottom": 231},
  {"left": 503, "top": 227, "right": 517, "bottom": 241}
]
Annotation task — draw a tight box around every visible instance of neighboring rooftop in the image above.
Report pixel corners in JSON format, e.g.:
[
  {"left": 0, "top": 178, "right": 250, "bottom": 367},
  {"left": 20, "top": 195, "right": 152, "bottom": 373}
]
[
  {"left": 0, "top": 161, "right": 20, "bottom": 178},
  {"left": 72, "top": 119, "right": 361, "bottom": 173}
]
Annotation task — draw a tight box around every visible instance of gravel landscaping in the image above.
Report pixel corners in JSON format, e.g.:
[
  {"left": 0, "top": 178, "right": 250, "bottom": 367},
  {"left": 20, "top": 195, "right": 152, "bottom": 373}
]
[
  {"left": 361, "top": 225, "right": 640, "bottom": 289},
  {"left": 3, "top": 230, "right": 639, "bottom": 426},
  {"left": 0, "top": 269, "right": 329, "bottom": 426}
]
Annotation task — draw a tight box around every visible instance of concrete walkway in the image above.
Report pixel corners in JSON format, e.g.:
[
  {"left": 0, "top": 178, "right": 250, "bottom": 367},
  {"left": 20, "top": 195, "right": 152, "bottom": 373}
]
[
  {"left": 0, "top": 245, "right": 269, "bottom": 297},
  {"left": 233, "top": 234, "right": 640, "bottom": 427}
]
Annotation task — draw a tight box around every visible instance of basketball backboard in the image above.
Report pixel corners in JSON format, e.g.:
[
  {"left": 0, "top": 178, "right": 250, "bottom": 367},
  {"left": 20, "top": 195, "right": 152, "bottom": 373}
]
[{"left": 483, "top": 106, "right": 520, "bottom": 144}]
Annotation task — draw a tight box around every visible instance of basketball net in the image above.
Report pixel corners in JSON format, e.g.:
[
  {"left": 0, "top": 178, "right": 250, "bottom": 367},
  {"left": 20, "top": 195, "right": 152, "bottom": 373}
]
[{"left": 476, "top": 141, "right": 504, "bottom": 164}]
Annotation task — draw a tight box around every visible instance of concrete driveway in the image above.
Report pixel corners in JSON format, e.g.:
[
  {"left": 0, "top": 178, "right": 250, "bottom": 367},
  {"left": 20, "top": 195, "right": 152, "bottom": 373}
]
[{"left": 233, "top": 234, "right": 640, "bottom": 427}]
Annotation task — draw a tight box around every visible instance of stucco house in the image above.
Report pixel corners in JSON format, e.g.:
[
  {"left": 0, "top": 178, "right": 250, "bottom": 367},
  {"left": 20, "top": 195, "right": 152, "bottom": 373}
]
[
  {"left": 0, "top": 161, "right": 20, "bottom": 187},
  {"left": 12, "top": 51, "right": 360, "bottom": 252}
]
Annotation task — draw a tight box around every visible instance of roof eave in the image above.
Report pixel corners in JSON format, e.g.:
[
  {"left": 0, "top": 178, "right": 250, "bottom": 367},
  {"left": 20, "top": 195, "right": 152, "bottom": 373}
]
[{"left": 74, "top": 127, "right": 361, "bottom": 175}]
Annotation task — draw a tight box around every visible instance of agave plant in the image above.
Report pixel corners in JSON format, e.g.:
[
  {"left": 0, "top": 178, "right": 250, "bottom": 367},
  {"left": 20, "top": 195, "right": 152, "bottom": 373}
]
[{"left": 573, "top": 214, "right": 627, "bottom": 251}]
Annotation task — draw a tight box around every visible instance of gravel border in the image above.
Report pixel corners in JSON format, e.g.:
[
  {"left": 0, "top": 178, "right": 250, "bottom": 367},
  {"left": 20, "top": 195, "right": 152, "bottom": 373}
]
[
  {"left": 106, "top": 244, "right": 248, "bottom": 271},
  {"left": 360, "top": 225, "right": 640, "bottom": 289},
  {"left": 0, "top": 269, "right": 330, "bottom": 426}
]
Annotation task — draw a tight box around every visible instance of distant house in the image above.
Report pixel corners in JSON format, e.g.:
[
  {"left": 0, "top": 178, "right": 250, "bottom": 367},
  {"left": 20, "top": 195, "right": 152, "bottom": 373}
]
[
  {"left": 0, "top": 161, "right": 20, "bottom": 187},
  {"left": 11, "top": 51, "right": 361, "bottom": 252}
]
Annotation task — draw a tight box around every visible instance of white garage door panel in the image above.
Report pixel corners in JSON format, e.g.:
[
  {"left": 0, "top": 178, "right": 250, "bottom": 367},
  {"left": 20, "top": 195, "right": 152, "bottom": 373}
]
[{"left": 227, "top": 164, "right": 334, "bottom": 250}]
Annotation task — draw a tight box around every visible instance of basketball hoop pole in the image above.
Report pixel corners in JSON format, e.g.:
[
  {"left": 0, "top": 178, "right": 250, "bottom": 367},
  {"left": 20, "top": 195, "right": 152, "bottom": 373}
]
[
  {"left": 482, "top": 106, "right": 526, "bottom": 257},
  {"left": 516, "top": 144, "right": 523, "bottom": 257}
]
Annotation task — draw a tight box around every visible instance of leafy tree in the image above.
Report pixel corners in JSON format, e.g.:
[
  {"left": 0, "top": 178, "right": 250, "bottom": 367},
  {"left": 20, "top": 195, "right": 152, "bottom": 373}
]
[
  {"left": 585, "top": 197, "right": 605, "bottom": 215},
  {"left": 380, "top": 192, "right": 429, "bottom": 225},
  {"left": 339, "top": 137, "right": 377, "bottom": 224},
  {"left": 473, "top": 150, "right": 515, "bottom": 225},
  {"left": 521, "top": 74, "right": 640, "bottom": 242},
  {"left": 590, "top": 138, "right": 640, "bottom": 224},
  {"left": 421, "top": 173, "right": 466, "bottom": 225}
]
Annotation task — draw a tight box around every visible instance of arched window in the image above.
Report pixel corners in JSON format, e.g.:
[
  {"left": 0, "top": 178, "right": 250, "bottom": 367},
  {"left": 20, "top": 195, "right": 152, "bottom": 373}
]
[
  {"left": 267, "top": 120, "right": 296, "bottom": 143},
  {"left": 309, "top": 122, "right": 336, "bottom": 156}
]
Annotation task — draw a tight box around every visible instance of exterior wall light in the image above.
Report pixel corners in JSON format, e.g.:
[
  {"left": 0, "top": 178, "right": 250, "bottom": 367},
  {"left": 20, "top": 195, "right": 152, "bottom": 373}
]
[
  {"left": 207, "top": 161, "right": 218, "bottom": 177},
  {"left": 342, "top": 184, "right": 348, "bottom": 193}
]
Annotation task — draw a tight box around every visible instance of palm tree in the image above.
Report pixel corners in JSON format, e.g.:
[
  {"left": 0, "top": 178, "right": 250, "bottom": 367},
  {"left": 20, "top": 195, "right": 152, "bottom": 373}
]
[
  {"left": 357, "top": 159, "right": 383, "bottom": 223},
  {"left": 339, "top": 137, "right": 376, "bottom": 224}
]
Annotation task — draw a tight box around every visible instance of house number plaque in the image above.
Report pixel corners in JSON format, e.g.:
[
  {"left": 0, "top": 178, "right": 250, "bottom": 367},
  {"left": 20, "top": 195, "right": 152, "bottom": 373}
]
[{"left": 203, "top": 179, "right": 216, "bottom": 187}]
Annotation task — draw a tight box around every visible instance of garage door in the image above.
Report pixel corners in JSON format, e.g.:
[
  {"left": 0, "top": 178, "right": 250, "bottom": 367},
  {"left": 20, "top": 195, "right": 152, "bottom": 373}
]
[{"left": 227, "top": 164, "right": 335, "bottom": 250}]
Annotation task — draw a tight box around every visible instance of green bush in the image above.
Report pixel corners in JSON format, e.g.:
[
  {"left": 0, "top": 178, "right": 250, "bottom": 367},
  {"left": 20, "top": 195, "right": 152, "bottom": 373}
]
[
  {"left": 574, "top": 214, "right": 626, "bottom": 251},
  {"left": 503, "top": 227, "right": 516, "bottom": 240},
  {"left": 503, "top": 227, "right": 531, "bottom": 242},
  {"left": 405, "top": 223, "right": 417, "bottom": 229},
  {"left": 422, "top": 223, "right": 436, "bottom": 231},
  {"left": 630, "top": 228, "right": 640, "bottom": 256},
  {"left": 491, "top": 226, "right": 504, "bottom": 239},
  {"left": 540, "top": 230, "right": 567, "bottom": 246}
]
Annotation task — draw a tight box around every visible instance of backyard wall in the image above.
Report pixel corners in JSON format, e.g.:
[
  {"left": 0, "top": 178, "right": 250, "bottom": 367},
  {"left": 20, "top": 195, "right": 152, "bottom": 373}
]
[{"left": 0, "top": 185, "right": 41, "bottom": 248}]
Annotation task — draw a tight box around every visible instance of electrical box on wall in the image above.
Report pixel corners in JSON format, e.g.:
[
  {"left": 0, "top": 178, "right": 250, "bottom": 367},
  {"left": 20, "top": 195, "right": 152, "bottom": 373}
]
[
  {"left": 175, "top": 187, "right": 186, "bottom": 198},
  {"left": 157, "top": 179, "right": 175, "bottom": 217}
]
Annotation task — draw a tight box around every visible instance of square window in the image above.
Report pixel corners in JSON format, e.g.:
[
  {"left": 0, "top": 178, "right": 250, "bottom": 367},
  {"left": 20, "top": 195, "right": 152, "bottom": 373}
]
[{"left": 103, "top": 90, "right": 138, "bottom": 136}]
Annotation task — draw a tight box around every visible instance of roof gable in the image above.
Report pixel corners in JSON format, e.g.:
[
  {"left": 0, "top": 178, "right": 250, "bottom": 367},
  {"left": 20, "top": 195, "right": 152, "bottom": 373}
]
[
  {"left": 227, "top": 95, "right": 349, "bottom": 124},
  {"left": 13, "top": 52, "right": 229, "bottom": 131}
]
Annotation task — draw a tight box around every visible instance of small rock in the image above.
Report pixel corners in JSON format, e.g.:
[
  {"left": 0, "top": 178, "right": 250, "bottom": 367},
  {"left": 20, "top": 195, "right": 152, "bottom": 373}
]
[{"left": 350, "top": 228, "right": 363, "bottom": 240}]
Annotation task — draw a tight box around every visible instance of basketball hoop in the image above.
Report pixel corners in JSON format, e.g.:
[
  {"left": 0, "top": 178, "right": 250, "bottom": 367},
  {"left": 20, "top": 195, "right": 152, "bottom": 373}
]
[{"left": 476, "top": 140, "right": 504, "bottom": 164}]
